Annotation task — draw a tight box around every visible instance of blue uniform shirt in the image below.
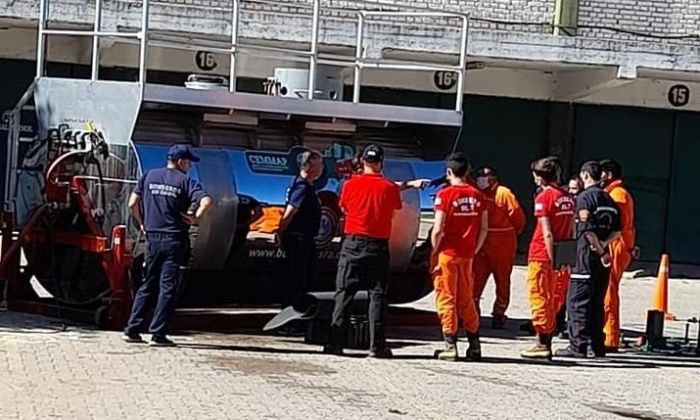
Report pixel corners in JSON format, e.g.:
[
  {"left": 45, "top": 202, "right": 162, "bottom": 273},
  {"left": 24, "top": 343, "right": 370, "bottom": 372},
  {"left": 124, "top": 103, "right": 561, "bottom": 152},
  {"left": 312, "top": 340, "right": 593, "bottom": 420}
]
[
  {"left": 285, "top": 176, "right": 321, "bottom": 237},
  {"left": 134, "top": 167, "right": 209, "bottom": 234}
]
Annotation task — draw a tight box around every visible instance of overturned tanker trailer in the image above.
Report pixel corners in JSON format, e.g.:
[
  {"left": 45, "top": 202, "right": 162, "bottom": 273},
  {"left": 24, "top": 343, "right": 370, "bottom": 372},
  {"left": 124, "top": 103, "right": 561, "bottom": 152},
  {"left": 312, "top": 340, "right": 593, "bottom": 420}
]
[{"left": 0, "top": 0, "right": 468, "bottom": 327}]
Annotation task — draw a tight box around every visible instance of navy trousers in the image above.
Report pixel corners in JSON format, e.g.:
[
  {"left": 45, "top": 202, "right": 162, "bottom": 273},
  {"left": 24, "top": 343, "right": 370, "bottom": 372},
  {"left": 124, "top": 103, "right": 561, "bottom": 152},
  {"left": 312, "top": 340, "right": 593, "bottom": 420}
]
[
  {"left": 281, "top": 232, "right": 317, "bottom": 306},
  {"left": 567, "top": 258, "right": 610, "bottom": 356},
  {"left": 125, "top": 232, "right": 190, "bottom": 338}
]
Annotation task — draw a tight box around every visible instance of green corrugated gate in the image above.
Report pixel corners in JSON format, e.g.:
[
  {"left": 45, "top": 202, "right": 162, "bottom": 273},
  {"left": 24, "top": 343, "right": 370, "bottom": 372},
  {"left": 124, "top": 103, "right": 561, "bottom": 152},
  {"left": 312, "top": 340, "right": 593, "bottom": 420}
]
[
  {"left": 571, "top": 105, "right": 674, "bottom": 261},
  {"left": 459, "top": 96, "right": 550, "bottom": 254},
  {"left": 666, "top": 113, "right": 700, "bottom": 264}
]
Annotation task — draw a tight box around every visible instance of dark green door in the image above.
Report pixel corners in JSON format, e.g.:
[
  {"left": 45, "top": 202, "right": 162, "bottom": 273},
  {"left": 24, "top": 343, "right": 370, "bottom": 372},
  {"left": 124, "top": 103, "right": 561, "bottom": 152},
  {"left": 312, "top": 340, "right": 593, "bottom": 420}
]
[
  {"left": 572, "top": 105, "right": 674, "bottom": 260},
  {"left": 665, "top": 113, "right": 700, "bottom": 264},
  {"left": 461, "top": 95, "right": 550, "bottom": 254}
]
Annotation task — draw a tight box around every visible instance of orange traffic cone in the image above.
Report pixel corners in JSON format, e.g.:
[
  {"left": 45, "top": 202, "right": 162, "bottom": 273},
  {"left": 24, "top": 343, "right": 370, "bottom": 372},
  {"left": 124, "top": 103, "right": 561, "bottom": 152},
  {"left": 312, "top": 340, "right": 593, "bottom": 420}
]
[{"left": 650, "top": 254, "right": 675, "bottom": 320}]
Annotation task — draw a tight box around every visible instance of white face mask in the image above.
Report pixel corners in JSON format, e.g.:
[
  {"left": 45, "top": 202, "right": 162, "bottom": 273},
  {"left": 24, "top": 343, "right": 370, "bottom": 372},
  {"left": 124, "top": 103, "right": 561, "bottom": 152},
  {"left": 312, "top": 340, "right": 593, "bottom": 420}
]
[{"left": 476, "top": 177, "right": 489, "bottom": 190}]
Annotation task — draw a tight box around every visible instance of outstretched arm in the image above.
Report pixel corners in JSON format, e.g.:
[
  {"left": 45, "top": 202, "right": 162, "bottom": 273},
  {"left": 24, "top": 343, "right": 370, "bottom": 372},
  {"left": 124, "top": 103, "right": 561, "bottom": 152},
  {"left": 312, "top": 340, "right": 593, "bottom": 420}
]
[{"left": 396, "top": 179, "right": 431, "bottom": 191}]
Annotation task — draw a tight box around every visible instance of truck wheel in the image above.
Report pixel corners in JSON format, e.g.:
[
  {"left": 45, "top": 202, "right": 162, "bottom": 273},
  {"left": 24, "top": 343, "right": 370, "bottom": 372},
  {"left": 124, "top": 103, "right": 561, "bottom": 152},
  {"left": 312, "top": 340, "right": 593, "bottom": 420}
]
[{"left": 94, "top": 305, "right": 111, "bottom": 329}]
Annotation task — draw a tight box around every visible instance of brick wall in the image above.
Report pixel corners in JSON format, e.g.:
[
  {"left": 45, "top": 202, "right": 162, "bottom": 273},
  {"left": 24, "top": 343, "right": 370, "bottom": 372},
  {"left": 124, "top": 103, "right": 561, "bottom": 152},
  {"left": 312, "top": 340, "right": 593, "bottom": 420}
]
[
  {"left": 3, "top": 0, "right": 700, "bottom": 53},
  {"left": 16, "top": 0, "right": 558, "bottom": 34},
  {"left": 578, "top": 0, "right": 700, "bottom": 42}
]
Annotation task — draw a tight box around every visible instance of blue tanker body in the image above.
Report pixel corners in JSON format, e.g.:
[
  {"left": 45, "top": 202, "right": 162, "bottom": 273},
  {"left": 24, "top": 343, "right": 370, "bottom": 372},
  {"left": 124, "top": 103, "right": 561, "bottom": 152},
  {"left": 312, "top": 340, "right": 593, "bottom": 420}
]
[{"left": 134, "top": 143, "right": 444, "bottom": 305}]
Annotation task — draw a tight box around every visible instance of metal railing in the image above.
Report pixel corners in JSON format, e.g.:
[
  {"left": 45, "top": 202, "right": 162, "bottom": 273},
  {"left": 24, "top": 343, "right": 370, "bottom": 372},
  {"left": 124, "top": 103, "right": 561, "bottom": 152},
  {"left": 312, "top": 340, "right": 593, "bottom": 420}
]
[
  {"left": 34, "top": 0, "right": 469, "bottom": 111},
  {"left": 350, "top": 11, "right": 468, "bottom": 111},
  {"left": 36, "top": 0, "right": 150, "bottom": 85}
]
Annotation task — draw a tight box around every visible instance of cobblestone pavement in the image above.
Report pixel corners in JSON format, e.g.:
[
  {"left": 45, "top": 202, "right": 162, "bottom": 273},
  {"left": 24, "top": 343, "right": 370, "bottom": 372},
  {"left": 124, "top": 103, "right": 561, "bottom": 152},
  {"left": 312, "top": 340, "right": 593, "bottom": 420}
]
[{"left": 1, "top": 267, "right": 698, "bottom": 420}]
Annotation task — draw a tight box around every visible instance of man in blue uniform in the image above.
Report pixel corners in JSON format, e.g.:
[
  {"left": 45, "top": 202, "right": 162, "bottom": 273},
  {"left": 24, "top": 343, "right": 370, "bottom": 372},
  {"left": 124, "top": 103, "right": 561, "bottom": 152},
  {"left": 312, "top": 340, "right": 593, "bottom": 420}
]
[
  {"left": 275, "top": 150, "right": 324, "bottom": 306},
  {"left": 123, "top": 144, "right": 213, "bottom": 346},
  {"left": 556, "top": 161, "right": 620, "bottom": 358}
]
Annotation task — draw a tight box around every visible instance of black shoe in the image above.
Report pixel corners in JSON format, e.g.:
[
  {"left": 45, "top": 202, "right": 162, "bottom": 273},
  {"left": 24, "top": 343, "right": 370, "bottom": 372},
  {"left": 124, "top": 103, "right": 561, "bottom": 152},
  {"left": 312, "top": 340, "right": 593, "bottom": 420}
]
[
  {"left": 122, "top": 332, "right": 145, "bottom": 343},
  {"left": 554, "top": 347, "right": 586, "bottom": 358},
  {"left": 589, "top": 348, "right": 606, "bottom": 358},
  {"left": 368, "top": 348, "right": 393, "bottom": 359},
  {"left": 149, "top": 335, "right": 176, "bottom": 347},
  {"left": 277, "top": 324, "right": 305, "bottom": 337},
  {"left": 323, "top": 345, "right": 344, "bottom": 356},
  {"left": 558, "top": 330, "right": 569, "bottom": 339}
]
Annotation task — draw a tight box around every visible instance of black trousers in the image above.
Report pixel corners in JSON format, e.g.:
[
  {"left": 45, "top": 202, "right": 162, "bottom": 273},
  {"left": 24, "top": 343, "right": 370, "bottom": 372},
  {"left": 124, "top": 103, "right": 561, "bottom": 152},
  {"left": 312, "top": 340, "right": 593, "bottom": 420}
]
[
  {"left": 330, "top": 235, "right": 390, "bottom": 352},
  {"left": 567, "top": 258, "right": 610, "bottom": 355},
  {"left": 281, "top": 232, "right": 317, "bottom": 306}
]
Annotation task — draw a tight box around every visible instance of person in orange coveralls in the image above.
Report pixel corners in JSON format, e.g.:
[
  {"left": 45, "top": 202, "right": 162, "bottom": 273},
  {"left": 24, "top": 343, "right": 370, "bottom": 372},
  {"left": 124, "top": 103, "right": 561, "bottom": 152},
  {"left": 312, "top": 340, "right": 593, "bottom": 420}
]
[
  {"left": 600, "top": 159, "right": 636, "bottom": 352},
  {"left": 521, "top": 156, "right": 575, "bottom": 359},
  {"left": 472, "top": 166, "right": 526, "bottom": 329},
  {"left": 430, "top": 152, "right": 488, "bottom": 361}
]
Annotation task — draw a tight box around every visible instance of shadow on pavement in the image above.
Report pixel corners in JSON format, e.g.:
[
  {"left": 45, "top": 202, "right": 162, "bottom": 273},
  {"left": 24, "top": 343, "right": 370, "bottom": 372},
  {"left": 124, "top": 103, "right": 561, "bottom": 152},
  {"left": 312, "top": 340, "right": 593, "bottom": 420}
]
[
  {"left": 387, "top": 318, "right": 537, "bottom": 343},
  {"left": 0, "top": 311, "right": 88, "bottom": 334},
  {"left": 179, "top": 342, "right": 327, "bottom": 356}
]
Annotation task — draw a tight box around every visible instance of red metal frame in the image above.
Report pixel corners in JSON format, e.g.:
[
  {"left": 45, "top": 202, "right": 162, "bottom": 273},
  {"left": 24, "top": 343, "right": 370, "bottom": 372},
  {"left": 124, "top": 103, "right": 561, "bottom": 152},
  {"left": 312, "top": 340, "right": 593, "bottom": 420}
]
[
  {"left": 105, "top": 225, "right": 132, "bottom": 327},
  {"left": 0, "top": 186, "right": 134, "bottom": 329}
]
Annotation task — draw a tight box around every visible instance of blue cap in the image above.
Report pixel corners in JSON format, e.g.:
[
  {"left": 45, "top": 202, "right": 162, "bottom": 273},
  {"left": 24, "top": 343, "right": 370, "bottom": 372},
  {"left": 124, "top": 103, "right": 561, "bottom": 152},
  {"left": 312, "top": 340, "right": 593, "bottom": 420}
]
[{"left": 167, "top": 144, "right": 200, "bottom": 163}]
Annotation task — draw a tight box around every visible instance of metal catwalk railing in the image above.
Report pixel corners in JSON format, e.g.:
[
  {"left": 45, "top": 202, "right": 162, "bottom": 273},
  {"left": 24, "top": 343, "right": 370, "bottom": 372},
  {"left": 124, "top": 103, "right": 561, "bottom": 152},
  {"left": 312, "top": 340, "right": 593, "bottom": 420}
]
[
  {"left": 36, "top": 0, "right": 149, "bottom": 85},
  {"left": 35, "top": 0, "right": 469, "bottom": 111}
]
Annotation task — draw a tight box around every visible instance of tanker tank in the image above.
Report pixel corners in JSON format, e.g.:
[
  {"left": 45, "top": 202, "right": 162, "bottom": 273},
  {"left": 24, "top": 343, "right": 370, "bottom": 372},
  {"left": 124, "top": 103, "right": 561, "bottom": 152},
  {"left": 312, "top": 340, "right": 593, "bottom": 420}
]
[{"left": 133, "top": 139, "right": 446, "bottom": 306}]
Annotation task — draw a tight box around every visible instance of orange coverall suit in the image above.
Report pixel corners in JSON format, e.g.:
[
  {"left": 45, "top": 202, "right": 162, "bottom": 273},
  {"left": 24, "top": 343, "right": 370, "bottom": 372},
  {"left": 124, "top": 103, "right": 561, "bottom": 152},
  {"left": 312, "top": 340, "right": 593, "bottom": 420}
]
[
  {"left": 603, "top": 179, "right": 636, "bottom": 348},
  {"left": 433, "top": 184, "right": 484, "bottom": 337},
  {"left": 527, "top": 187, "right": 575, "bottom": 335},
  {"left": 473, "top": 184, "right": 525, "bottom": 317}
]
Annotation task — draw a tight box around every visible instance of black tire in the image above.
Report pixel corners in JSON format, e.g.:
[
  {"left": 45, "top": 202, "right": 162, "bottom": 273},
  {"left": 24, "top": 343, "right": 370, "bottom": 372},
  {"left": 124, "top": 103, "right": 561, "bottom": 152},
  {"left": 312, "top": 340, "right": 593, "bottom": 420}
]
[{"left": 94, "top": 305, "right": 110, "bottom": 329}]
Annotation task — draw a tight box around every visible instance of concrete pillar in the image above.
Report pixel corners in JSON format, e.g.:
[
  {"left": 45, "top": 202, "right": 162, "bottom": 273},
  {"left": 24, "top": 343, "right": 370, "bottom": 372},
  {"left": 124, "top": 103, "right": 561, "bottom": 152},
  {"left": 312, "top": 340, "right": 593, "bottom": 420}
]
[{"left": 554, "top": 0, "right": 579, "bottom": 36}]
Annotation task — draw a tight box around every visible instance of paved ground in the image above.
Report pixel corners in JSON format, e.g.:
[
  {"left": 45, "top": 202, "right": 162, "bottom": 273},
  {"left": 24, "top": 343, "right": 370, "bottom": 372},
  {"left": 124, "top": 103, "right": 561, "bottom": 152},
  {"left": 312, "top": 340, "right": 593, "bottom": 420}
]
[{"left": 1, "top": 266, "right": 699, "bottom": 420}]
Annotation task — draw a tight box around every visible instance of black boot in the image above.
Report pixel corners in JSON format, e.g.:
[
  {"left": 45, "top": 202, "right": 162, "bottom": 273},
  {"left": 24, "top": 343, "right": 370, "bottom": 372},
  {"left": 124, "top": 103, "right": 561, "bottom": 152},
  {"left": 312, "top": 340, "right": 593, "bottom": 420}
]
[{"left": 465, "top": 332, "right": 482, "bottom": 362}]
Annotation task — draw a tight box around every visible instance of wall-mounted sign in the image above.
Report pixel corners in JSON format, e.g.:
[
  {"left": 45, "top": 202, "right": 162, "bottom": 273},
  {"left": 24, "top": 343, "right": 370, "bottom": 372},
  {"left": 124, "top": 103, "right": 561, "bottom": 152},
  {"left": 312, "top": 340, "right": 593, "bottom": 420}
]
[
  {"left": 668, "top": 84, "right": 690, "bottom": 107},
  {"left": 434, "top": 71, "right": 458, "bottom": 90},
  {"left": 195, "top": 51, "right": 217, "bottom": 71}
]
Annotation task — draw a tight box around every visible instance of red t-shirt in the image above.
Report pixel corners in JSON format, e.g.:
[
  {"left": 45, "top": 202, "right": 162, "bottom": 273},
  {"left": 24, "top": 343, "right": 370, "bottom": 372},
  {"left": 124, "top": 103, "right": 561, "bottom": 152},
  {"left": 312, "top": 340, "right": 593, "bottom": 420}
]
[
  {"left": 339, "top": 173, "right": 402, "bottom": 239},
  {"left": 434, "top": 184, "right": 485, "bottom": 258},
  {"left": 528, "top": 186, "right": 575, "bottom": 262}
]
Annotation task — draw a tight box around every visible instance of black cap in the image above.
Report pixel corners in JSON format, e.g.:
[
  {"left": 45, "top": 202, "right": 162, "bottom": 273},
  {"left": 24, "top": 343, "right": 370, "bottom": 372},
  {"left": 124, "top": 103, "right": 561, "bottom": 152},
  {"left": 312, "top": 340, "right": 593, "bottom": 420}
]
[
  {"left": 476, "top": 166, "right": 498, "bottom": 177},
  {"left": 361, "top": 144, "right": 384, "bottom": 163},
  {"left": 167, "top": 144, "right": 200, "bottom": 162}
]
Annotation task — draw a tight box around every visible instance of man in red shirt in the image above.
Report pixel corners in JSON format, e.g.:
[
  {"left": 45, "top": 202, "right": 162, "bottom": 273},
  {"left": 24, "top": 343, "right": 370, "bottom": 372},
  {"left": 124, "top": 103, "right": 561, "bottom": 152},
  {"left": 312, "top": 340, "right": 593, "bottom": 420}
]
[
  {"left": 521, "top": 156, "right": 575, "bottom": 359},
  {"left": 431, "top": 153, "right": 488, "bottom": 361},
  {"left": 326, "top": 144, "right": 403, "bottom": 358}
]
